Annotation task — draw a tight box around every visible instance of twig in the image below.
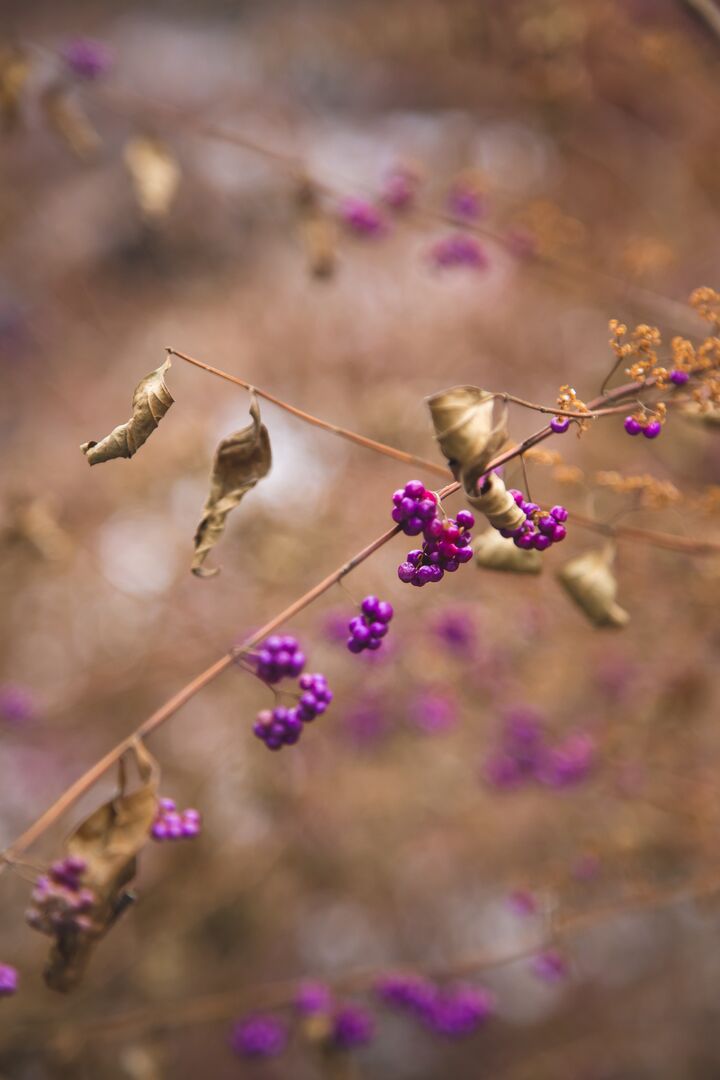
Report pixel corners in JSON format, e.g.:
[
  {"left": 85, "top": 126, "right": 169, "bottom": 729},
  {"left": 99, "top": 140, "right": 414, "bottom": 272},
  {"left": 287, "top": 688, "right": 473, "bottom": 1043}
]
[
  {"left": 0, "top": 370, "right": 707, "bottom": 868},
  {"left": 683, "top": 0, "right": 720, "bottom": 41}
]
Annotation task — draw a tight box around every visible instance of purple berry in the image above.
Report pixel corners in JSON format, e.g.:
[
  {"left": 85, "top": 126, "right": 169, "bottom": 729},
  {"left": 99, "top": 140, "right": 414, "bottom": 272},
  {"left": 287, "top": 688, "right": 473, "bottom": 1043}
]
[
  {"left": 550, "top": 506, "right": 568, "bottom": 523},
  {"left": 643, "top": 420, "right": 662, "bottom": 439},
  {"left": 550, "top": 415, "right": 570, "bottom": 433},
  {"left": 552, "top": 524, "right": 567, "bottom": 542},
  {"left": 670, "top": 369, "right": 689, "bottom": 386},
  {"left": 455, "top": 509, "right": 475, "bottom": 530},
  {"left": 0, "top": 964, "right": 18, "bottom": 997},
  {"left": 624, "top": 416, "right": 641, "bottom": 436},
  {"left": 404, "top": 480, "right": 425, "bottom": 499},
  {"left": 376, "top": 600, "right": 394, "bottom": 623},
  {"left": 533, "top": 533, "right": 551, "bottom": 551}
]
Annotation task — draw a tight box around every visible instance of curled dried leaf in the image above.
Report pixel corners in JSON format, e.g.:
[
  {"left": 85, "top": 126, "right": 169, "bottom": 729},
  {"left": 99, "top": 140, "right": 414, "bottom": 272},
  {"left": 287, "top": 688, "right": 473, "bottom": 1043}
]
[
  {"left": 296, "top": 177, "right": 337, "bottom": 280},
  {"left": 0, "top": 46, "right": 29, "bottom": 132},
  {"left": 124, "top": 136, "right": 181, "bottom": 221},
  {"left": 80, "top": 358, "right": 174, "bottom": 465},
  {"left": 474, "top": 528, "right": 542, "bottom": 574},
  {"left": 44, "top": 741, "right": 159, "bottom": 992},
  {"left": 427, "top": 386, "right": 508, "bottom": 493},
  {"left": 42, "top": 85, "right": 101, "bottom": 160},
  {"left": 556, "top": 545, "right": 629, "bottom": 629},
  {"left": 1, "top": 493, "right": 74, "bottom": 562},
  {"left": 466, "top": 472, "right": 526, "bottom": 532},
  {"left": 192, "top": 393, "right": 272, "bottom": 577}
]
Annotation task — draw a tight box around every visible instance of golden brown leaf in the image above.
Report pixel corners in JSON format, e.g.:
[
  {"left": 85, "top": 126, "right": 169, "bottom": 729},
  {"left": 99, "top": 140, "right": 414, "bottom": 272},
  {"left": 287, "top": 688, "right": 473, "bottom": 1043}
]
[
  {"left": 556, "top": 545, "right": 629, "bottom": 629},
  {"left": 466, "top": 471, "right": 526, "bottom": 532},
  {"left": 426, "top": 386, "right": 507, "bottom": 494},
  {"left": 80, "top": 358, "right": 174, "bottom": 465},
  {"left": 474, "top": 528, "right": 542, "bottom": 574},
  {"left": 192, "top": 394, "right": 272, "bottom": 577},
  {"left": 42, "top": 84, "right": 101, "bottom": 160},
  {"left": 0, "top": 46, "right": 30, "bottom": 132},
  {"left": 124, "top": 136, "right": 181, "bottom": 221},
  {"left": 44, "top": 741, "right": 159, "bottom": 992}
]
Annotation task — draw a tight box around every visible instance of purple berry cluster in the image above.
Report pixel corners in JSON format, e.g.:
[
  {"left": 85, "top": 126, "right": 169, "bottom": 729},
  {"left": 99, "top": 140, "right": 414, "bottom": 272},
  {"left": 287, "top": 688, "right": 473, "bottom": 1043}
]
[
  {"left": 430, "top": 232, "right": 488, "bottom": 269},
  {"left": 339, "top": 198, "right": 386, "bottom": 237},
  {"left": 231, "top": 1015, "right": 288, "bottom": 1059},
  {"left": 391, "top": 480, "right": 439, "bottom": 535},
  {"left": 253, "top": 673, "right": 333, "bottom": 751},
  {"left": 376, "top": 974, "right": 494, "bottom": 1038},
  {"left": 484, "top": 707, "right": 595, "bottom": 791},
  {"left": 254, "top": 635, "right": 306, "bottom": 684},
  {"left": 397, "top": 510, "right": 475, "bottom": 587},
  {"left": 347, "top": 595, "right": 394, "bottom": 654},
  {"left": 61, "top": 38, "right": 113, "bottom": 80},
  {"left": 26, "top": 856, "right": 96, "bottom": 937},
  {"left": 151, "top": 797, "right": 201, "bottom": 841},
  {"left": 0, "top": 964, "right": 18, "bottom": 998},
  {"left": 624, "top": 414, "right": 661, "bottom": 438},
  {"left": 499, "top": 490, "right": 567, "bottom": 552}
]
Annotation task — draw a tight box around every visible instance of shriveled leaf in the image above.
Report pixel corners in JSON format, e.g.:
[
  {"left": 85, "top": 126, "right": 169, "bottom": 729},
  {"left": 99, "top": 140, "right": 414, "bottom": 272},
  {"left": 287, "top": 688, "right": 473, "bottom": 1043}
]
[
  {"left": 124, "top": 136, "right": 181, "bottom": 221},
  {"left": 556, "top": 545, "right": 629, "bottom": 629},
  {"left": 466, "top": 471, "right": 526, "bottom": 532},
  {"left": 44, "top": 741, "right": 159, "bottom": 992},
  {"left": 0, "top": 46, "right": 29, "bottom": 132},
  {"left": 1, "top": 493, "right": 74, "bottom": 562},
  {"left": 474, "top": 528, "right": 542, "bottom": 574},
  {"left": 80, "top": 357, "right": 174, "bottom": 465},
  {"left": 296, "top": 177, "right": 337, "bottom": 280},
  {"left": 192, "top": 394, "right": 272, "bottom": 577},
  {"left": 42, "top": 85, "right": 101, "bottom": 160},
  {"left": 427, "top": 386, "right": 508, "bottom": 493}
]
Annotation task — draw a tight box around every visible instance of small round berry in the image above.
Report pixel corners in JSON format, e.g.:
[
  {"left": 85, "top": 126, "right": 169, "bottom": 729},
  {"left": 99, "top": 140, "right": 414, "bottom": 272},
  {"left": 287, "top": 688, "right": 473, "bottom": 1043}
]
[
  {"left": 516, "top": 533, "right": 535, "bottom": 550},
  {"left": 550, "top": 416, "right": 570, "bottom": 433},
  {"left": 369, "top": 622, "right": 389, "bottom": 638},
  {"left": 523, "top": 502, "right": 539, "bottom": 516},
  {"left": 509, "top": 489, "right": 524, "bottom": 505},
  {"left": 624, "top": 416, "right": 641, "bottom": 436},
  {"left": 550, "top": 506, "right": 568, "bottom": 523},
  {"left": 670, "top": 369, "right": 689, "bottom": 386},
  {"left": 361, "top": 596, "right": 380, "bottom": 618},
  {"left": 404, "top": 480, "right": 425, "bottom": 499},
  {"left": 533, "top": 533, "right": 551, "bottom": 551},
  {"left": 643, "top": 420, "right": 661, "bottom": 439},
  {"left": 398, "top": 562, "right": 415, "bottom": 583},
  {"left": 376, "top": 601, "right": 394, "bottom": 623},
  {"left": 424, "top": 518, "right": 444, "bottom": 539},
  {"left": 416, "top": 565, "right": 435, "bottom": 585},
  {"left": 552, "top": 524, "right": 567, "bottom": 542},
  {"left": 406, "top": 517, "right": 424, "bottom": 535},
  {"left": 538, "top": 515, "right": 556, "bottom": 536},
  {"left": 407, "top": 550, "right": 424, "bottom": 567},
  {"left": 455, "top": 509, "right": 475, "bottom": 530},
  {"left": 456, "top": 547, "right": 473, "bottom": 564}
]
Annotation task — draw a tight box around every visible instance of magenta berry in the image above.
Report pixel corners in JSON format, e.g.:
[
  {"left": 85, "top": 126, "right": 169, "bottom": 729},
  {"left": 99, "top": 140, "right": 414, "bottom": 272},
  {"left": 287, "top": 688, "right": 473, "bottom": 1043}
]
[
  {"left": 431, "top": 233, "right": 488, "bottom": 269},
  {"left": 0, "top": 964, "right": 18, "bottom": 997},
  {"left": 643, "top": 420, "right": 662, "bottom": 438},
  {"left": 670, "top": 369, "right": 689, "bottom": 386},
  {"left": 391, "top": 481, "right": 439, "bottom": 536},
  {"left": 254, "top": 635, "right": 305, "bottom": 684},
  {"left": 348, "top": 596, "right": 394, "bottom": 654},
  {"left": 624, "top": 416, "right": 641, "bottom": 436},
  {"left": 397, "top": 511, "right": 474, "bottom": 587},
  {"left": 550, "top": 415, "right": 570, "bottom": 433},
  {"left": 151, "top": 797, "right": 202, "bottom": 842},
  {"left": 231, "top": 1015, "right": 288, "bottom": 1058},
  {"left": 500, "top": 490, "right": 568, "bottom": 552},
  {"left": 61, "top": 38, "right": 112, "bottom": 80},
  {"left": 340, "top": 198, "right": 386, "bottom": 236},
  {"left": 25, "top": 857, "right": 96, "bottom": 938}
]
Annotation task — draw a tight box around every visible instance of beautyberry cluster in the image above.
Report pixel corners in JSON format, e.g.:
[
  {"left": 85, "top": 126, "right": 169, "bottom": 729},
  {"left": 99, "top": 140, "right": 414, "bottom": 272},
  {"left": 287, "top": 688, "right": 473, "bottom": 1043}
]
[
  {"left": 391, "top": 480, "right": 439, "bottom": 535},
  {"left": 254, "top": 635, "right": 306, "bottom": 684},
  {"left": 397, "top": 510, "right": 475, "bottom": 587},
  {"left": 253, "top": 673, "right": 333, "bottom": 751},
  {"left": 498, "top": 491, "right": 567, "bottom": 551},
  {"left": 623, "top": 414, "right": 661, "bottom": 438},
  {"left": 26, "top": 856, "right": 96, "bottom": 937},
  {"left": 347, "top": 595, "right": 394, "bottom": 653},
  {"left": 151, "top": 797, "right": 201, "bottom": 841},
  {"left": 0, "top": 964, "right": 18, "bottom": 998},
  {"left": 484, "top": 706, "right": 595, "bottom": 791},
  {"left": 376, "top": 974, "right": 494, "bottom": 1038}
]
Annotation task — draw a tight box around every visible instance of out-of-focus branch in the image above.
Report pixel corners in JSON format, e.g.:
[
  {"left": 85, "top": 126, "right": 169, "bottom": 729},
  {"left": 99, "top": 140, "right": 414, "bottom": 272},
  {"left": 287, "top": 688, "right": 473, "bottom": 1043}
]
[{"left": 683, "top": 0, "right": 720, "bottom": 41}]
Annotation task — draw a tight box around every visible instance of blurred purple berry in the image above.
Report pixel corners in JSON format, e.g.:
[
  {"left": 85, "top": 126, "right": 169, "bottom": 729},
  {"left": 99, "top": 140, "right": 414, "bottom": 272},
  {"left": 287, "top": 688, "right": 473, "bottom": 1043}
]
[
  {"left": 61, "top": 38, "right": 112, "bottom": 80},
  {"left": 230, "top": 1015, "right": 287, "bottom": 1058},
  {"left": 331, "top": 1005, "right": 375, "bottom": 1049}
]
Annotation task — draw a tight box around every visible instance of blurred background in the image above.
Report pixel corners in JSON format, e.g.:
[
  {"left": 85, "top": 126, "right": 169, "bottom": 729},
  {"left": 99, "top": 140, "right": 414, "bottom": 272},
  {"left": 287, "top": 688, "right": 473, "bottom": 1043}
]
[{"left": 2, "top": 0, "right": 720, "bottom": 1076}]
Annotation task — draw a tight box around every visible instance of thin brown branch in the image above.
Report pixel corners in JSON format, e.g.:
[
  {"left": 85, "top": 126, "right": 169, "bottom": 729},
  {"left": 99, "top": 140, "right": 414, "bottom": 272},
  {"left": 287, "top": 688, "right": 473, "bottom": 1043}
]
[
  {"left": 0, "top": 368, "right": 706, "bottom": 868},
  {"left": 166, "top": 347, "right": 449, "bottom": 478}
]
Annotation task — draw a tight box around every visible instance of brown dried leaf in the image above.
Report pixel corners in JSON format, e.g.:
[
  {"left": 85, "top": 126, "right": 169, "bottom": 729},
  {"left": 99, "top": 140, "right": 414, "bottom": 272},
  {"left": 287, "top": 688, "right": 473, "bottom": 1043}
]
[
  {"left": 1, "top": 494, "right": 74, "bottom": 562},
  {"left": 474, "top": 528, "right": 542, "bottom": 574},
  {"left": 295, "top": 177, "right": 337, "bottom": 280},
  {"left": 124, "top": 136, "right": 181, "bottom": 221},
  {"left": 0, "top": 46, "right": 30, "bottom": 132},
  {"left": 192, "top": 393, "right": 272, "bottom": 577},
  {"left": 426, "top": 386, "right": 507, "bottom": 494},
  {"left": 556, "top": 545, "right": 629, "bottom": 629},
  {"left": 45, "top": 741, "right": 159, "bottom": 992},
  {"left": 42, "top": 85, "right": 101, "bottom": 160},
  {"left": 466, "top": 471, "right": 526, "bottom": 532},
  {"left": 80, "top": 358, "right": 174, "bottom": 465}
]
